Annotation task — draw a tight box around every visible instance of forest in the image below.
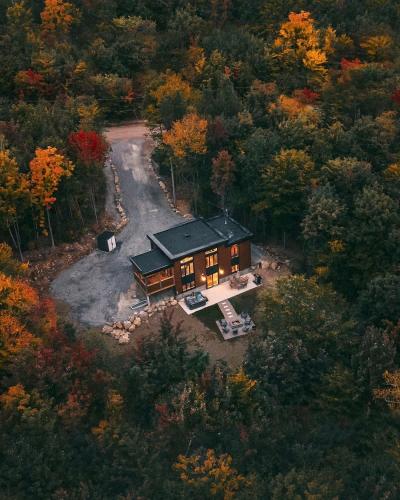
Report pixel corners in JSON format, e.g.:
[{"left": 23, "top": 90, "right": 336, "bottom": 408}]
[{"left": 1, "top": 0, "right": 400, "bottom": 498}]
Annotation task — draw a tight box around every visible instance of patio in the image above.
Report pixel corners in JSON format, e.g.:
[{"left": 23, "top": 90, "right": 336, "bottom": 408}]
[{"left": 178, "top": 272, "right": 261, "bottom": 315}]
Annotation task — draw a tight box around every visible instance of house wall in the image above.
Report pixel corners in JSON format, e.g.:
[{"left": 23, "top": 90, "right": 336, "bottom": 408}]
[
  {"left": 173, "top": 240, "right": 252, "bottom": 295},
  {"left": 239, "top": 240, "right": 251, "bottom": 270}
]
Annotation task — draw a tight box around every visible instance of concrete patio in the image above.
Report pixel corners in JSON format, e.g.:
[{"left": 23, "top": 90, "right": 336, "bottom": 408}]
[
  {"left": 216, "top": 300, "right": 255, "bottom": 340},
  {"left": 178, "top": 272, "right": 261, "bottom": 315}
]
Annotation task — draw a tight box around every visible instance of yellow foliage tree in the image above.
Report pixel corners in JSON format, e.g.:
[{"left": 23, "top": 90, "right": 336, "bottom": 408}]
[
  {"left": 174, "top": 449, "right": 253, "bottom": 499},
  {"left": 0, "top": 150, "right": 30, "bottom": 260},
  {"left": 152, "top": 73, "right": 194, "bottom": 104},
  {"left": 374, "top": 370, "right": 400, "bottom": 413},
  {"left": 274, "top": 11, "right": 332, "bottom": 77},
  {"left": 361, "top": 35, "right": 393, "bottom": 61},
  {"left": 163, "top": 113, "right": 208, "bottom": 159}
]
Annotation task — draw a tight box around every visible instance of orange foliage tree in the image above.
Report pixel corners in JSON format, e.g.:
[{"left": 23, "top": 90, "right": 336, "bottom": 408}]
[
  {"left": 40, "top": 0, "right": 77, "bottom": 35},
  {"left": 29, "top": 147, "right": 74, "bottom": 247},
  {"left": 0, "top": 255, "right": 40, "bottom": 368},
  {"left": 163, "top": 113, "right": 208, "bottom": 159}
]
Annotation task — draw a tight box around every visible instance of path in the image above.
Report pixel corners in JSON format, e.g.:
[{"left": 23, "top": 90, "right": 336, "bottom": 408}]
[{"left": 50, "top": 122, "right": 182, "bottom": 326}]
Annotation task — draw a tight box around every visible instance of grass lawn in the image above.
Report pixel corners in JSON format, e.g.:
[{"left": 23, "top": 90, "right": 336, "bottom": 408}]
[
  {"left": 194, "top": 304, "right": 223, "bottom": 334},
  {"left": 230, "top": 288, "right": 260, "bottom": 318}
]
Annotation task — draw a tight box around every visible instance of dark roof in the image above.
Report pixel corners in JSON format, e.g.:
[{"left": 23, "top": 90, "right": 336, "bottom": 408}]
[
  {"left": 130, "top": 248, "right": 172, "bottom": 276},
  {"left": 97, "top": 230, "right": 114, "bottom": 241},
  {"left": 206, "top": 215, "right": 253, "bottom": 245},
  {"left": 147, "top": 218, "right": 226, "bottom": 260}
]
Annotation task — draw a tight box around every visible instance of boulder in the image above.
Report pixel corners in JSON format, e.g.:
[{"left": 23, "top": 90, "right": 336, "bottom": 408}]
[
  {"left": 171, "top": 299, "right": 178, "bottom": 306},
  {"left": 118, "top": 334, "right": 129, "bottom": 344},
  {"left": 102, "top": 325, "right": 113, "bottom": 334},
  {"left": 115, "top": 321, "right": 123, "bottom": 329},
  {"left": 129, "top": 324, "right": 136, "bottom": 332},
  {"left": 123, "top": 320, "right": 131, "bottom": 330},
  {"left": 133, "top": 317, "right": 142, "bottom": 327},
  {"left": 159, "top": 181, "right": 166, "bottom": 191}
]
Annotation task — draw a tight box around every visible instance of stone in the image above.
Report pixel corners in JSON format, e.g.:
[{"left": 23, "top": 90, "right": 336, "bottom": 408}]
[
  {"left": 139, "top": 310, "right": 148, "bottom": 318},
  {"left": 102, "top": 325, "right": 113, "bottom": 334},
  {"left": 133, "top": 317, "right": 142, "bottom": 327},
  {"left": 159, "top": 181, "right": 166, "bottom": 191},
  {"left": 111, "top": 329, "right": 121, "bottom": 338},
  {"left": 115, "top": 321, "right": 123, "bottom": 329},
  {"left": 129, "top": 324, "right": 136, "bottom": 332},
  {"left": 123, "top": 320, "right": 131, "bottom": 330},
  {"left": 171, "top": 299, "right": 178, "bottom": 306},
  {"left": 159, "top": 300, "right": 165, "bottom": 307},
  {"left": 118, "top": 335, "right": 129, "bottom": 344}
]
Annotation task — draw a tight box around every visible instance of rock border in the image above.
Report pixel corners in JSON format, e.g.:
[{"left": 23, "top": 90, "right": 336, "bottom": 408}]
[
  {"left": 106, "top": 157, "right": 129, "bottom": 232},
  {"left": 102, "top": 297, "right": 178, "bottom": 344}
]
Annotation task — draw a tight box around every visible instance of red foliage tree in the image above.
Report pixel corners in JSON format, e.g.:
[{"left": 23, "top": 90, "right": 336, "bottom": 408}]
[
  {"left": 340, "top": 58, "right": 363, "bottom": 71},
  {"left": 68, "top": 130, "right": 108, "bottom": 166},
  {"left": 296, "top": 87, "right": 320, "bottom": 104},
  {"left": 391, "top": 89, "right": 400, "bottom": 106}
]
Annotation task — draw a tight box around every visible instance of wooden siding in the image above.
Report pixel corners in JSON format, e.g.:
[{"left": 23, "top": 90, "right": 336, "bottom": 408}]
[{"left": 239, "top": 240, "right": 251, "bottom": 270}]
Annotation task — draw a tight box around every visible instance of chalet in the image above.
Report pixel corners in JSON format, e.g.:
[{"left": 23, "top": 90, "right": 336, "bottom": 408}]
[{"left": 130, "top": 215, "right": 253, "bottom": 299}]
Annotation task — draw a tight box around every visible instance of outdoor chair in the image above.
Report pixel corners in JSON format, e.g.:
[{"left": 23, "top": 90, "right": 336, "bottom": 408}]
[{"left": 242, "top": 326, "right": 250, "bottom": 333}]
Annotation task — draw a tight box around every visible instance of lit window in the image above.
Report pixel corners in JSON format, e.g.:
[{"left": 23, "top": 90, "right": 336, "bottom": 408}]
[
  {"left": 205, "top": 248, "right": 218, "bottom": 268},
  {"left": 230, "top": 244, "right": 239, "bottom": 258},
  {"left": 180, "top": 256, "right": 194, "bottom": 277},
  {"left": 231, "top": 263, "right": 239, "bottom": 273},
  {"left": 182, "top": 279, "right": 196, "bottom": 292}
]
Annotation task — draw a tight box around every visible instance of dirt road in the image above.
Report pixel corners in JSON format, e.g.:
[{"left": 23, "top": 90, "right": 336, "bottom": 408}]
[{"left": 51, "top": 122, "right": 182, "bottom": 326}]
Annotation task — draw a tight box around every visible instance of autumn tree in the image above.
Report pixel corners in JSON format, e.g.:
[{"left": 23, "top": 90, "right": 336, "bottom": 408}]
[
  {"left": 29, "top": 147, "right": 74, "bottom": 247},
  {"left": 40, "top": 0, "right": 78, "bottom": 37},
  {"left": 163, "top": 113, "right": 208, "bottom": 212},
  {"left": 211, "top": 150, "right": 235, "bottom": 209},
  {"left": 0, "top": 150, "right": 30, "bottom": 260},
  {"left": 273, "top": 11, "right": 333, "bottom": 85},
  {"left": 68, "top": 130, "right": 108, "bottom": 224},
  {"left": 174, "top": 448, "right": 253, "bottom": 499}
]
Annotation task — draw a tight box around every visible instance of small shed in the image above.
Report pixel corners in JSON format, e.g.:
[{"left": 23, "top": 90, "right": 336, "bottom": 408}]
[{"left": 97, "top": 231, "right": 116, "bottom": 252}]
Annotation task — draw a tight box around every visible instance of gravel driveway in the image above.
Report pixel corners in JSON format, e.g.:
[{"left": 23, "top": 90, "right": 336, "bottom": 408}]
[{"left": 51, "top": 123, "right": 182, "bottom": 326}]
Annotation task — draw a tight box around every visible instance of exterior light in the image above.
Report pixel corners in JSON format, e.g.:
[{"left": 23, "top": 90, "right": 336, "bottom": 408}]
[
  {"left": 201, "top": 274, "right": 206, "bottom": 282},
  {"left": 219, "top": 269, "right": 224, "bottom": 275}
]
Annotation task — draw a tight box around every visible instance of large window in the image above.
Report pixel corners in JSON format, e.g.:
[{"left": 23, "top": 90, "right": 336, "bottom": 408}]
[
  {"left": 230, "top": 244, "right": 239, "bottom": 273},
  {"left": 180, "top": 256, "right": 195, "bottom": 291},
  {"left": 180, "top": 256, "right": 194, "bottom": 276},
  {"left": 205, "top": 247, "right": 218, "bottom": 268}
]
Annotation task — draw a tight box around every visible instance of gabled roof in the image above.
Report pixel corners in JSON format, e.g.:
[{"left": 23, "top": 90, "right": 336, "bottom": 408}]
[
  {"left": 147, "top": 218, "right": 226, "bottom": 260},
  {"left": 130, "top": 247, "right": 172, "bottom": 276}
]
